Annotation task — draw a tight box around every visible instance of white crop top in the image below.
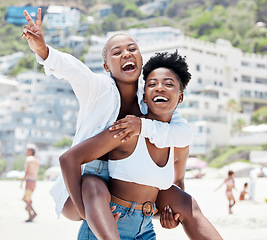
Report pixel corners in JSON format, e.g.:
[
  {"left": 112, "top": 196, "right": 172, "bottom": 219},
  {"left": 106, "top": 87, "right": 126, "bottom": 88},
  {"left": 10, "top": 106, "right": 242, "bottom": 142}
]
[{"left": 108, "top": 136, "right": 174, "bottom": 190}]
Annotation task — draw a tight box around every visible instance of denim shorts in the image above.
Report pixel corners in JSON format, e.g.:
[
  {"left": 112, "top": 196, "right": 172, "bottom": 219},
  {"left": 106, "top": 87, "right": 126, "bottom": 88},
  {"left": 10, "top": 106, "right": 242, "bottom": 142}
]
[
  {"left": 78, "top": 198, "right": 157, "bottom": 240},
  {"left": 82, "top": 160, "right": 109, "bottom": 182}
]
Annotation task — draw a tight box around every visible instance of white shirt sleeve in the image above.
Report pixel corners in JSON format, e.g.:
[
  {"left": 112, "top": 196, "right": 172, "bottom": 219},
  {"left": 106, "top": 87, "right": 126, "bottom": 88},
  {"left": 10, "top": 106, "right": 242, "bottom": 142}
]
[
  {"left": 140, "top": 109, "right": 193, "bottom": 148},
  {"left": 36, "top": 45, "right": 104, "bottom": 105}
]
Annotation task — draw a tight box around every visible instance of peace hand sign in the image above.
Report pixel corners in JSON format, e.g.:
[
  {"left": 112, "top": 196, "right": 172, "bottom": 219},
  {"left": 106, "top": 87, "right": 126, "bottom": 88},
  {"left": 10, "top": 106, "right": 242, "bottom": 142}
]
[{"left": 22, "top": 8, "right": 48, "bottom": 60}]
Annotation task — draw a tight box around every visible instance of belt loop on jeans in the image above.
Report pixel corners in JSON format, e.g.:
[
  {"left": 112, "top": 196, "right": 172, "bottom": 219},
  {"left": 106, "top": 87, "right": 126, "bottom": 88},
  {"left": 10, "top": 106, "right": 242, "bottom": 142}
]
[
  {"left": 129, "top": 202, "right": 136, "bottom": 215},
  {"left": 111, "top": 195, "right": 157, "bottom": 216},
  {"left": 97, "top": 161, "right": 104, "bottom": 174}
]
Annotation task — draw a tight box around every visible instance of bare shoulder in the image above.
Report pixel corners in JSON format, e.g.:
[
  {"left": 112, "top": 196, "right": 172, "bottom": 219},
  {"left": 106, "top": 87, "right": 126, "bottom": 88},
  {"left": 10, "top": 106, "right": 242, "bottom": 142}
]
[
  {"left": 26, "top": 156, "right": 39, "bottom": 164},
  {"left": 174, "top": 146, "right": 189, "bottom": 160}
]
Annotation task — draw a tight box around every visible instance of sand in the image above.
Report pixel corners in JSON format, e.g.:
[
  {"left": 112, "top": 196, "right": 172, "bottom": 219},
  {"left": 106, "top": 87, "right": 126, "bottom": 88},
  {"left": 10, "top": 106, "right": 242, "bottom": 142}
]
[{"left": 1, "top": 177, "right": 267, "bottom": 240}]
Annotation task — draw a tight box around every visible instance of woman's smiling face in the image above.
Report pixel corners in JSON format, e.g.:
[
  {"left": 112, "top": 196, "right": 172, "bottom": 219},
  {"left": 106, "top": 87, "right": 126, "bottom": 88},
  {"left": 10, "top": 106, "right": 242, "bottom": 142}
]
[
  {"left": 144, "top": 67, "right": 183, "bottom": 122},
  {"left": 103, "top": 34, "right": 143, "bottom": 84}
]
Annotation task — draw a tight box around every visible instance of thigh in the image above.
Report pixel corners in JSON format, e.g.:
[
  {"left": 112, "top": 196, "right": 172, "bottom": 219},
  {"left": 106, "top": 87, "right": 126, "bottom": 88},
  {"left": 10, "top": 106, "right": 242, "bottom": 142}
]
[
  {"left": 81, "top": 160, "right": 110, "bottom": 201},
  {"left": 82, "top": 174, "right": 110, "bottom": 199},
  {"left": 62, "top": 197, "right": 82, "bottom": 221},
  {"left": 26, "top": 181, "right": 36, "bottom": 192}
]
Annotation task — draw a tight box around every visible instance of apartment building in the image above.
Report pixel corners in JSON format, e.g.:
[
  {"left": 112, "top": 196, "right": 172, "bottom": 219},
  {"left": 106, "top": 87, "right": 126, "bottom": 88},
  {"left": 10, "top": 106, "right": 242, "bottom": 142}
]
[
  {"left": 85, "top": 27, "right": 267, "bottom": 155},
  {"left": 0, "top": 71, "right": 78, "bottom": 164}
]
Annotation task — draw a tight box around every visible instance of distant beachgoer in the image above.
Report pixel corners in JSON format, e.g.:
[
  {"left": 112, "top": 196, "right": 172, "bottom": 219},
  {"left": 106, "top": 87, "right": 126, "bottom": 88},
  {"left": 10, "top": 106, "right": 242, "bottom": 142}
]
[
  {"left": 20, "top": 144, "right": 40, "bottom": 222},
  {"left": 216, "top": 170, "right": 236, "bottom": 214},
  {"left": 239, "top": 182, "right": 248, "bottom": 200}
]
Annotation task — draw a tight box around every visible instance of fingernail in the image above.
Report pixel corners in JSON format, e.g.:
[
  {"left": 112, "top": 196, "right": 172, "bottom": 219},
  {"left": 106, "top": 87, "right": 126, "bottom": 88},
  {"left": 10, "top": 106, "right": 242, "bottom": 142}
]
[
  {"left": 109, "top": 127, "right": 113, "bottom": 130},
  {"left": 23, "top": 29, "right": 27, "bottom": 34},
  {"left": 121, "top": 139, "right": 125, "bottom": 142},
  {"left": 114, "top": 135, "right": 117, "bottom": 138}
]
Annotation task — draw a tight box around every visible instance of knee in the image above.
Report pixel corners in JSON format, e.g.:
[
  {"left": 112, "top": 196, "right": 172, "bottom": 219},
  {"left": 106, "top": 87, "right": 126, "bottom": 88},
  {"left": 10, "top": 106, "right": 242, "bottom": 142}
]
[{"left": 81, "top": 176, "right": 109, "bottom": 202}]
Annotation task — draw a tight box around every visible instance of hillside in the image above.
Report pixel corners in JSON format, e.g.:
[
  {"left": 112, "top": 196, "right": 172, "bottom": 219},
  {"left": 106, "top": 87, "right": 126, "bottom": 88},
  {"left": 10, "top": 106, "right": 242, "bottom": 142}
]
[{"left": 0, "top": 0, "right": 266, "bottom": 57}]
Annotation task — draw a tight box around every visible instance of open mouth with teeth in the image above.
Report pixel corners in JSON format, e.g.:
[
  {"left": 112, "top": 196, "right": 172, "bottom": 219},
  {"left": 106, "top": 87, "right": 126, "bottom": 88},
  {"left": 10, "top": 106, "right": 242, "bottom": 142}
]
[
  {"left": 153, "top": 96, "right": 168, "bottom": 103},
  {"left": 122, "top": 62, "right": 136, "bottom": 72}
]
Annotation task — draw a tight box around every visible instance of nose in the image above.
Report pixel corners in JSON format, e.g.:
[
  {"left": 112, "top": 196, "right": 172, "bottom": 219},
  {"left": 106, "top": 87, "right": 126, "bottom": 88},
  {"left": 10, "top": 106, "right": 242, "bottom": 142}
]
[
  {"left": 155, "top": 82, "right": 165, "bottom": 91},
  {"left": 122, "top": 49, "right": 131, "bottom": 58}
]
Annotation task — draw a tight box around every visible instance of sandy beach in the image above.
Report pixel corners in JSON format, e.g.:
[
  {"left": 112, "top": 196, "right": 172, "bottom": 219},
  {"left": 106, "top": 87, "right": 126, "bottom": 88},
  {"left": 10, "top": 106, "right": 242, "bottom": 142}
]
[{"left": 1, "top": 177, "right": 267, "bottom": 240}]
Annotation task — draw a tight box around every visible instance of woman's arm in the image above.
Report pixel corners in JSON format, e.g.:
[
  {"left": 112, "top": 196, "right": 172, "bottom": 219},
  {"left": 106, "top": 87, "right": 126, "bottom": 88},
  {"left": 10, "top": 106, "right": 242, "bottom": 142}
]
[
  {"left": 141, "top": 110, "right": 193, "bottom": 148},
  {"left": 109, "top": 110, "right": 193, "bottom": 149},
  {"left": 23, "top": 8, "right": 107, "bottom": 105},
  {"left": 173, "top": 146, "right": 189, "bottom": 191},
  {"left": 59, "top": 128, "right": 123, "bottom": 217}
]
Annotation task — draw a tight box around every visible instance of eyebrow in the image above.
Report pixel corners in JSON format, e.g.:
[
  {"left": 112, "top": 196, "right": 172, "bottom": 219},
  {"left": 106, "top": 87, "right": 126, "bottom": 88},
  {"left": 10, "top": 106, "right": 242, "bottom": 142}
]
[
  {"left": 110, "top": 43, "right": 136, "bottom": 52},
  {"left": 147, "top": 77, "right": 175, "bottom": 82}
]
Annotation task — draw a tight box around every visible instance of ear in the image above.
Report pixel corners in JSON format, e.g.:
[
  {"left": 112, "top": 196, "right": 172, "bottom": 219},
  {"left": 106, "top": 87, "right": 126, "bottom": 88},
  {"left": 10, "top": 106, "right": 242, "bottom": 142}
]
[
  {"left": 178, "top": 92, "right": 184, "bottom": 104},
  {"left": 103, "top": 63, "right": 110, "bottom": 72}
]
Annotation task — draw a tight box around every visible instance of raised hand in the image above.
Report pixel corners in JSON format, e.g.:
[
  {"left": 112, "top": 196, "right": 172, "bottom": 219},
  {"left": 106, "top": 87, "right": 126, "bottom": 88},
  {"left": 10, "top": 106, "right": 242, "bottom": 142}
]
[
  {"left": 22, "top": 8, "right": 48, "bottom": 60},
  {"left": 109, "top": 115, "right": 141, "bottom": 142}
]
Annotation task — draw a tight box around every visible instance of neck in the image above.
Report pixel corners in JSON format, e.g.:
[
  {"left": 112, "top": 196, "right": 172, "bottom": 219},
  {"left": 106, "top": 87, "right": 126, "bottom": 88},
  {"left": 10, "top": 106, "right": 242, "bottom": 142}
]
[
  {"left": 116, "top": 81, "right": 141, "bottom": 118},
  {"left": 117, "top": 81, "right": 138, "bottom": 105},
  {"left": 146, "top": 111, "right": 173, "bottom": 123}
]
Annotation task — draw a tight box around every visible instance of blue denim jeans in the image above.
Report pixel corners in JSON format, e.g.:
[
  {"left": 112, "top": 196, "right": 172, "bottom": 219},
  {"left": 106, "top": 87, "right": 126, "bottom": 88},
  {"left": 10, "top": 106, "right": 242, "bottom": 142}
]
[
  {"left": 82, "top": 160, "right": 109, "bottom": 182},
  {"left": 78, "top": 199, "right": 156, "bottom": 240}
]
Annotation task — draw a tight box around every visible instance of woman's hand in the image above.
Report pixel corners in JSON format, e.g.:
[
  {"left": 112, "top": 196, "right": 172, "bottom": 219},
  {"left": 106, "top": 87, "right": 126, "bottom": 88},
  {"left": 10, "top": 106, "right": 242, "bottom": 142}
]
[
  {"left": 111, "top": 206, "right": 121, "bottom": 222},
  {"left": 22, "top": 8, "right": 48, "bottom": 60},
  {"left": 160, "top": 206, "right": 181, "bottom": 229},
  {"left": 109, "top": 115, "right": 141, "bottom": 142}
]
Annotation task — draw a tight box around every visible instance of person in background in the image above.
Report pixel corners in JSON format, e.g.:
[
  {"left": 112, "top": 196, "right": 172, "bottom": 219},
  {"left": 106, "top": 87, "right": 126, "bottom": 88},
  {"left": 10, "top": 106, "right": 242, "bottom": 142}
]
[
  {"left": 20, "top": 143, "right": 40, "bottom": 222},
  {"left": 239, "top": 182, "right": 248, "bottom": 200},
  {"left": 216, "top": 170, "right": 236, "bottom": 214}
]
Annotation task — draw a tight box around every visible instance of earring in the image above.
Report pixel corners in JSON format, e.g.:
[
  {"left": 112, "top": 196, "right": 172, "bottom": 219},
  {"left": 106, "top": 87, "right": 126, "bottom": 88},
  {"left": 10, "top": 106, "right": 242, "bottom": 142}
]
[{"left": 144, "top": 99, "right": 146, "bottom": 103}]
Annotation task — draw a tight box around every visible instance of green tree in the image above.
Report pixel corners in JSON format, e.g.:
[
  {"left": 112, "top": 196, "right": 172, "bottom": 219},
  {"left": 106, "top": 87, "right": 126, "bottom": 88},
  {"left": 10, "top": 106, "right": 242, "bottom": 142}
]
[
  {"left": 102, "top": 14, "right": 119, "bottom": 33},
  {"left": 232, "top": 118, "right": 247, "bottom": 133},
  {"left": 8, "top": 54, "right": 44, "bottom": 76},
  {"left": 251, "top": 107, "right": 267, "bottom": 124},
  {"left": 12, "top": 154, "right": 25, "bottom": 171},
  {"left": 123, "top": 2, "right": 143, "bottom": 18},
  {"left": 226, "top": 99, "right": 241, "bottom": 134},
  {"left": 0, "top": 158, "right": 7, "bottom": 173},
  {"left": 53, "top": 137, "right": 73, "bottom": 148},
  {"left": 261, "top": 142, "right": 267, "bottom": 150}
]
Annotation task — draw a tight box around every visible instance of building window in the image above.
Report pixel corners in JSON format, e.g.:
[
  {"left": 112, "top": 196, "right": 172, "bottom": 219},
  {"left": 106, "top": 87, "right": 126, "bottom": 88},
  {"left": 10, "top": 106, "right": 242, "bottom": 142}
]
[
  {"left": 196, "top": 64, "right": 201, "bottom": 71},
  {"left": 241, "top": 75, "right": 251, "bottom": 83},
  {"left": 256, "top": 63, "right": 267, "bottom": 69},
  {"left": 242, "top": 90, "right": 251, "bottom": 97},
  {"left": 241, "top": 61, "right": 250, "bottom": 67},
  {"left": 255, "top": 77, "right": 267, "bottom": 84}
]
